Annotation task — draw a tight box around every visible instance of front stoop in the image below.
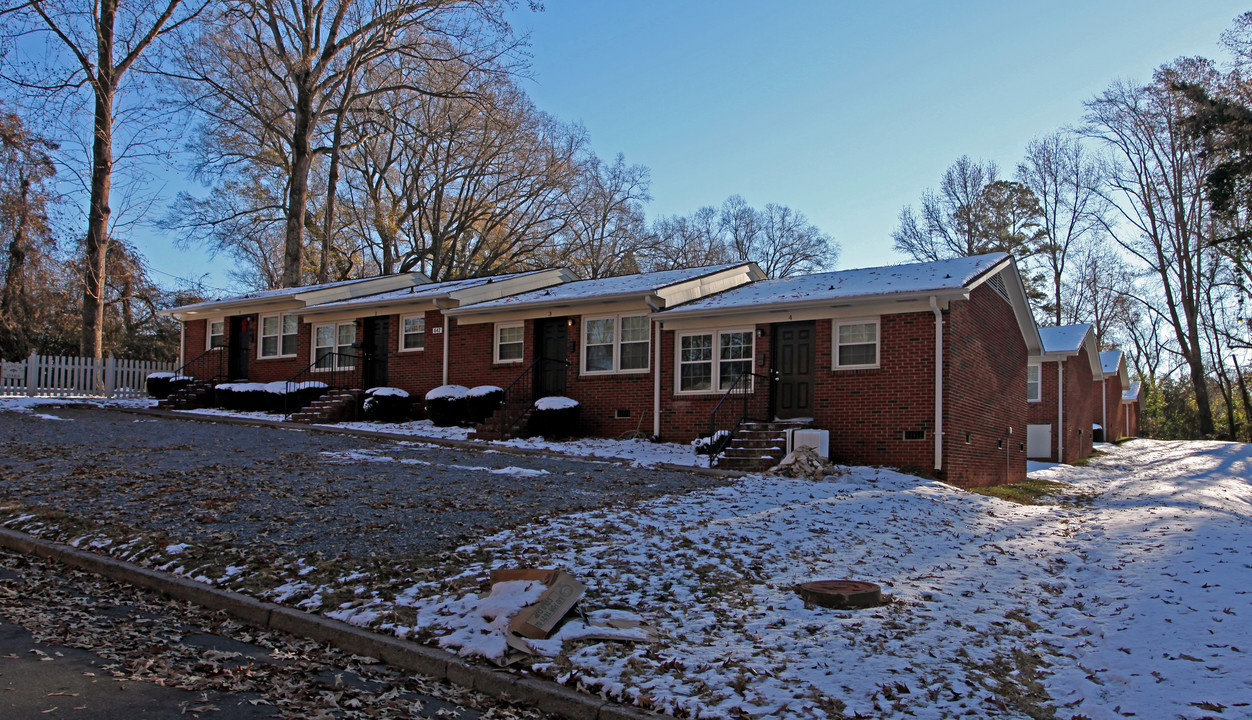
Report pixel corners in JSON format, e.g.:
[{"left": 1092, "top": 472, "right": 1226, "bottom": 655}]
[
  {"left": 713, "top": 421, "right": 809, "bottom": 472},
  {"left": 289, "top": 389, "right": 361, "bottom": 424},
  {"left": 469, "top": 406, "right": 532, "bottom": 441},
  {"left": 156, "top": 380, "right": 215, "bottom": 410}
]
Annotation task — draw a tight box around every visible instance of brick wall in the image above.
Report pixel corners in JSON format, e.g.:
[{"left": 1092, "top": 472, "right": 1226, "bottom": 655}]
[
  {"left": 384, "top": 310, "right": 449, "bottom": 400},
  {"left": 657, "top": 324, "right": 772, "bottom": 443},
  {"left": 944, "top": 283, "right": 1028, "bottom": 487},
  {"left": 1026, "top": 353, "right": 1096, "bottom": 464},
  {"left": 1100, "top": 372, "right": 1126, "bottom": 440}
]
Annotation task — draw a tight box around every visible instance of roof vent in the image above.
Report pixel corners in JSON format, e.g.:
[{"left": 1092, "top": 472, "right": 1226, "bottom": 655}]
[
  {"left": 944, "top": 274, "right": 951, "bottom": 279},
  {"left": 986, "top": 273, "right": 1010, "bottom": 303}
]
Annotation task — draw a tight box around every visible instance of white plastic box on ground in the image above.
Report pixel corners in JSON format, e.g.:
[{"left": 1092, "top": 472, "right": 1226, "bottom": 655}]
[{"left": 786, "top": 428, "right": 830, "bottom": 457}]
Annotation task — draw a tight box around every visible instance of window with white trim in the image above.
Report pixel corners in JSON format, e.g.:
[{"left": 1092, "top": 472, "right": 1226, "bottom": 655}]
[
  {"left": 208, "top": 320, "right": 226, "bottom": 349},
  {"left": 583, "top": 314, "right": 649, "bottom": 374},
  {"left": 313, "top": 323, "right": 355, "bottom": 370},
  {"left": 1027, "top": 363, "right": 1041, "bottom": 402},
  {"left": 400, "top": 314, "right": 426, "bottom": 351},
  {"left": 259, "top": 314, "right": 299, "bottom": 358},
  {"left": 833, "top": 319, "right": 879, "bottom": 369},
  {"left": 495, "top": 323, "right": 524, "bottom": 363},
  {"left": 678, "top": 330, "right": 754, "bottom": 393}
]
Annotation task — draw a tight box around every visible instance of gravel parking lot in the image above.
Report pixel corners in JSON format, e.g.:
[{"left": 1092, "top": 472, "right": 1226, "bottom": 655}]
[{"left": 0, "top": 405, "right": 725, "bottom": 559}]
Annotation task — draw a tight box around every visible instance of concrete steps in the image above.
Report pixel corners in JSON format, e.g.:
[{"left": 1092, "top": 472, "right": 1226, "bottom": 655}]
[
  {"left": 713, "top": 421, "right": 809, "bottom": 472},
  {"left": 289, "top": 389, "right": 361, "bottom": 424}
]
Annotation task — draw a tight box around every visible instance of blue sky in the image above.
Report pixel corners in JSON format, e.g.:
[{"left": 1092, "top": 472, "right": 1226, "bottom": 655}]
[{"left": 140, "top": 1, "right": 1247, "bottom": 291}]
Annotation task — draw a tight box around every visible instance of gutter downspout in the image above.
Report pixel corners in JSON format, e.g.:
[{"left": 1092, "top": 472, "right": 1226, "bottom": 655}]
[
  {"left": 1057, "top": 362, "right": 1065, "bottom": 462},
  {"left": 178, "top": 318, "right": 185, "bottom": 367},
  {"left": 929, "top": 296, "right": 943, "bottom": 472},
  {"left": 434, "top": 299, "right": 451, "bottom": 386},
  {"left": 1101, "top": 376, "right": 1107, "bottom": 441},
  {"left": 647, "top": 296, "right": 662, "bottom": 440}
]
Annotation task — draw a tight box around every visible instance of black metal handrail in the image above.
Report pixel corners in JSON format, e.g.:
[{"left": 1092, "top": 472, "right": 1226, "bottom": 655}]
[
  {"left": 282, "top": 350, "right": 365, "bottom": 419},
  {"left": 496, "top": 357, "right": 570, "bottom": 438},
  {"left": 174, "top": 345, "right": 228, "bottom": 383},
  {"left": 705, "top": 371, "right": 771, "bottom": 459}
]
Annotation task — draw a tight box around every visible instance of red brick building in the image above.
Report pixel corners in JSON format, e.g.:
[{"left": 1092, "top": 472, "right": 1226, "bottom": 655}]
[
  {"left": 1122, "top": 380, "right": 1143, "bottom": 438},
  {"left": 1095, "top": 350, "right": 1129, "bottom": 441},
  {"left": 653, "top": 253, "right": 1041, "bottom": 487},
  {"left": 1026, "top": 324, "right": 1101, "bottom": 463}
]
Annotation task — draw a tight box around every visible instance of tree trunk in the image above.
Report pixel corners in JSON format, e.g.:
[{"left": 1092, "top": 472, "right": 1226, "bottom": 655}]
[
  {"left": 283, "top": 83, "right": 315, "bottom": 288},
  {"left": 1233, "top": 355, "right": 1252, "bottom": 442},
  {"left": 80, "top": 0, "right": 117, "bottom": 361}
]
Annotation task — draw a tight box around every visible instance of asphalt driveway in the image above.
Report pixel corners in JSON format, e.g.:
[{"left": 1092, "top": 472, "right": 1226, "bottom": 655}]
[{"left": 0, "top": 405, "right": 725, "bottom": 559}]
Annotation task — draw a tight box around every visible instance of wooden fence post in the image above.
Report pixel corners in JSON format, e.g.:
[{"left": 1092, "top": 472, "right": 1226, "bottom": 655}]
[
  {"left": 25, "top": 352, "right": 37, "bottom": 397},
  {"left": 105, "top": 355, "right": 117, "bottom": 398}
]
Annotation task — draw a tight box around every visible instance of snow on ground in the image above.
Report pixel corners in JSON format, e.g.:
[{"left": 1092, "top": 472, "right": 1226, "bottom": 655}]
[
  {"left": 367, "top": 439, "right": 1251, "bottom": 719},
  {"left": 0, "top": 395, "right": 155, "bottom": 419}
]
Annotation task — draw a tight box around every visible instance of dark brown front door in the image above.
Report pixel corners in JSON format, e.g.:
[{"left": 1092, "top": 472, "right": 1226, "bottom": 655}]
[
  {"left": 228, "top": 316, "right": 251, "bottom": 380},
  {"left": 361, "top": 317, "right": 389, "bottom": 388},
  {"left": 535, "top": 318, "right": 568, "bottom": 397},
  {"left": 772, "top": 321, "right": 815, "bottom": 420}
]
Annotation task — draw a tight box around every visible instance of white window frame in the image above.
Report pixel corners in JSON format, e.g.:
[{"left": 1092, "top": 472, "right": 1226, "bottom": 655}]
[
  {"left": 494, "top": 322, "right": 524, "bottom": 364},
  {"left": 832, "top": 317, "right": 881, "bottom": 370},
  {"left": 399, "top": 313, "right": 426, "bottom": 352},
  {"left": 207, "top": 319, "right": 226, "bottom": 350},
  {"left": 258, "top": 313, "right": 299, "bottom": 359},
  {"left": 581, "top": 313, "right": 650, "bottom": 375},
  {"left": 312, "top": 322, "right": 356, "bottom": 371},
  {"left": 1027, "top": 363, "right": 1042, "bottom": 402},
  {"left": 674, "top": 328, "right": 755, "bottom": 395}
]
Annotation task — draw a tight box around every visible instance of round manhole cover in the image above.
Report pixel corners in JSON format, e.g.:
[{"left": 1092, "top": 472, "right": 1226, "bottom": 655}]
[{"left": 796, "top": 580, "right": 882, "bottom": 609}]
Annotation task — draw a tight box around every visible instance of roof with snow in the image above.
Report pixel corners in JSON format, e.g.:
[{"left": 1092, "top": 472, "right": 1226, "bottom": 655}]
[
  {"left": 1100, "top": 350, "right": 1124, "bottom": 375},
  {"left": 161, "top": 272, "right": 431, "bottom": 317},
  {"left": 303, "top": 271, "right": 550, "bottom": 310},
  {"left": 657, "top": 254, "right": 1010, "bottom": 314},
  {"left": 1038, "top": 324, "right": 1093, "bottom": 354},
  {"left": 454, "top": 264, "right": 753, "bottom": 312},
  {"left": 1123, "top": 380, "right": 1142, "bottom": 402},
  {"left": 170, "top": 276, "right": 394, "bottom": 313}
]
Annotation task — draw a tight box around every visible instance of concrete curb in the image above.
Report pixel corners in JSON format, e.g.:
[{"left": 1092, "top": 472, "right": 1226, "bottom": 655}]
[
  {"left": 0, "top": 527, "right": 658, "bottom": 720},
  {"left": 119, "top": 406, "right": 741, "bottom": 479}
]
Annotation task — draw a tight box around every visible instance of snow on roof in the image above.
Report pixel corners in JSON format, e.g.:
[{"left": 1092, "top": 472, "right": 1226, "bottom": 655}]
[
  {"left": 1123, "top": 380, "right": 1142, "bottom": 402},
  {"left": 658, "top": 254, "right": 1009, "bottom": 314},
  {"left": 1100, "top": 350, "right": 1123, "bottom": 374},
  {"left": 170, "top": 275, "right": 407, "bottom": 313},
  {"left": 1038, "top": 324, "right": 1092, "bottom": 354},
  {"left": 460, "top": 264, "right": 744, "bottom": 310},
  {"left": 305, "top": 271, "right": 545, "bottom": 309}
]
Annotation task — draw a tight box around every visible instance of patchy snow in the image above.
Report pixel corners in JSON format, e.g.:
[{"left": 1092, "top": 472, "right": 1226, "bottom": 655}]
[
  {"left": 300, "top": 270, "right": 550, "bottom": 310},
  {"left": 411, "top": 579, "right": 548, "bottom": 661},
  {"left": 145, "top": 372, "right": 191, "bottom": 381},
  {"left": 356, "top": 439, "right": 1252, "bottom": 719},
  {"left": 467, "top": 385, "right": 503, "bottom": 398},
  {"left": 425, "top": 384, "right": 468, "bottom": 401},
  {"left": 1123, "top": 381, "right": 1142, "bottom": 402},
  {"left": 1038, "top": 323, "right": 1092, "bottom": 354},
  {"left": 659, "top": 254, "right": 1008, "bottom": 315},
  {"left": 365, "top": 386, "right": 409, "bottom": 398},
  {"left": 215, "top": 382, "right": 268, "bottom": 393},
  {"left": 534, "top": 396, "right": 578, "bottom": 411},
  {"left": 0, "top": 396, "right": 156, "bottom": 413}
]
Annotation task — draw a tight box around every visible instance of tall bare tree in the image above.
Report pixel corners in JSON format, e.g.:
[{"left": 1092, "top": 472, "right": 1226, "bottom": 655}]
[
  {"left": 0, "top": 108, "right": 57, "bottom": 359},
  {"left": 175, "top": 0, "right": 515, "bottom": 288},
  {"left": 1017, "top": 133, "right": 1109, "bottom": 325},
  {"left": 892, "top": 155, "right": 1000, "bottom": 261},
  {"left": 1, "top": 0, "right": 207, "bottom": 359},
  {"left": 557, "top": 152, "right": 651, "bottom": 279},
  {"left": 1085, "top": 59, "right": 1220, "bottom": 435}
]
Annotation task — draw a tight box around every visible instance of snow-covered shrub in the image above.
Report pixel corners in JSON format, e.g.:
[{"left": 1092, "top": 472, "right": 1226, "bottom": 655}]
[
  {"left": 466, "top": 385, "right": 504, "bottom": 423},
  {"left": 692, "top": 430, "right": 731, "bottom": 456},
  {"left": 529, "top": 396, "right": 580, "bottom": 439},
  {"left": 145, "top": 372, "right": 193, "bottom": 399},
  {"left": 257, "top": 380, "right": 328, "bottom": 413},
  {"left": 363, "top": 387, "right": 412, "bottom": 423},
  {"left": 425, "top": 384, "right": 469, "bottom": 426},
  {"left": 215, "top": 382, "right": 267, "bottom": 411}
]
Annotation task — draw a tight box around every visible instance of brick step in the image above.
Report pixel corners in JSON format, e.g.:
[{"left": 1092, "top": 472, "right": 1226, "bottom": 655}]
[
  {"left": 715, "top": 456, "right": 781, "bottom": 472},
  {"left": 727, "top": 437, "right": 787, "bottom": 449},
  {"left": 288, "top": 390, "right": 360, "bottom": 424},
  {"left": 719, "top": 447, "right": 785, "bottom": 460}
]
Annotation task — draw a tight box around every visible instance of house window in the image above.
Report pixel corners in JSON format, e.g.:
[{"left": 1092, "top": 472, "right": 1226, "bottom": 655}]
[
  {"left": 313, "top": 323, "right": 355, "bottom": 370},
  {"left": 583, "top": 314, "right": 649, "bottom": 374},
  {"left": 834, "top": 319, "right": 879, "bottom": 369},
  {"left": 259, "top": 314, "right": 298, "bottom": 358},
  {"left": 1027, "top": 364, "right": 1041, "bottom": 402},
  {"left": 401, "top": 315, "right": 426, "bottom": 351},
  {"left": 678, "top": 330, "right": 753, "bottom": 393},
  {"left": 208, "top": 320, "right": 226, "bottom": 349},
  {"left": 495, "top": 323, "right": 524, "bottom": 363}
]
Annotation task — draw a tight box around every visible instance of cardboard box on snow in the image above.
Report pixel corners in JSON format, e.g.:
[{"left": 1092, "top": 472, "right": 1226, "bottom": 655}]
[{"left": 490, "top": 568, "right": 586, "bottom": 640}]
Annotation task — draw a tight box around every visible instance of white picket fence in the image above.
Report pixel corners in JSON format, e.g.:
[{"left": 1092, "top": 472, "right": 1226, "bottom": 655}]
[{"left": 0, "top": 353, "right": 177, "bottom": 398}]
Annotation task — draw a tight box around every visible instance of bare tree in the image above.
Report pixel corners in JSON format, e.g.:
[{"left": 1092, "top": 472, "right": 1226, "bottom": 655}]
[
  {"left": 0, "top": 107, "right": 57, "bottom": 359},
  {"left": 174, "top": 0, "right": 516, "bottom": 287},
  {"left": 892, "top": 155, "right": 1000, "bottom": 261},
  {"left": 1084, "top": 59, "right": 1221, "bottom": 435},
  {"left": 1064, "top": 241, "right": 1134, "bottom": 348},
  {"left": 556, "top": 152, "right": 651, "bottom": 279},
  {"left": 1018, "top": 133, "right": 1110, "bottom": 325},
  {"left": 1, "top": 0, "right": 208, "bottom": 359},
  {"left": 644, "top": 207, "right": 730, "bottom": 271}
]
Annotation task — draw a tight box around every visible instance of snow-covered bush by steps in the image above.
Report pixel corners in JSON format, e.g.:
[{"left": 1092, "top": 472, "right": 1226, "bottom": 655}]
[
  {"left": 214, "top": 382, "right": 268, "bottom": 411},
  {"left": 529, "top": 396, "right": 580, "bottom": 439},
  {"left": 363, "top": 387, "right": 412, "bottom": 423},
  {"left": 425, "top": 384, "right": 468, "bottom": 427},
  {"left": 466, "top": 385, "right": 504, "bottom": 423},
  {"left": 215, "top": 380, "right": 327, "bottom": 413},
  {"left": 145, "top": 372, "right": 193, "bottom": 399}
]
